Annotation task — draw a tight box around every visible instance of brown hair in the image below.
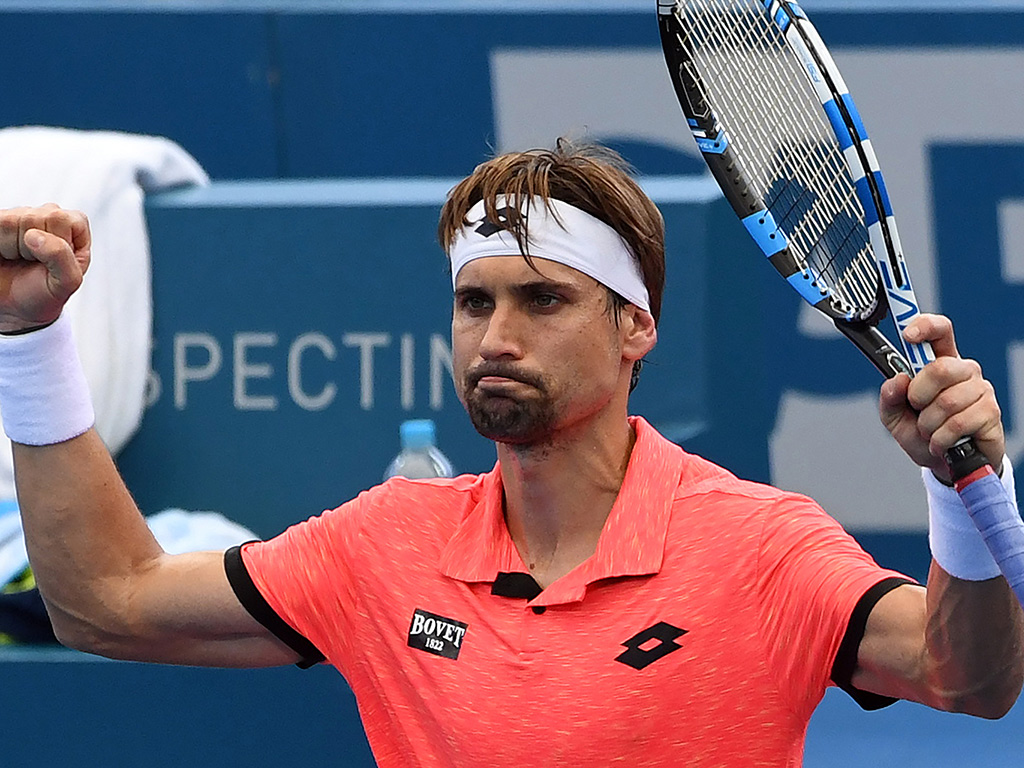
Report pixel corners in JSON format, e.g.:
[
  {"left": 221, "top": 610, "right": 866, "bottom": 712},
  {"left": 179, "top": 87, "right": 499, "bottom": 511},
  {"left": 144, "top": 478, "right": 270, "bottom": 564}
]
[{"left": 437, "top": 138, "right": 666, "bottom": 325}]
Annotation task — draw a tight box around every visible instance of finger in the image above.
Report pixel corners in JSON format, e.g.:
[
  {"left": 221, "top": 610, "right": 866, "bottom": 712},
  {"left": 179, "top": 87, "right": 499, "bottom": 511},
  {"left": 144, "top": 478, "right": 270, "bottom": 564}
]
[
  {"left": 906, "top": 356, "right": 981, "bottom": 412},
  {"left": 40, "top": 206, "right": 91, "bottom": 276},
  {"left": 915, "top": 376, "right": 991, "bottom": 442},
  {"left": 915, "top": 374, "right": 1003, "bottom": 457},
  {"left": 67, "top": 210, "right": 91, "bottom": 275},
  {"left": 879, "top": 373, "right": 945, "bottom": 472},
  {"left": 927, "top": 398, "right": 1004, "bottom": 460},
  {"left": 41, "top": 204, "right": 74, "bottom": 247},
  {"left": 904, "top": 313, "right": 958, "bottom": 359},
  {"left": 0, "top": 207, "right": 29, "bottom": 260}
]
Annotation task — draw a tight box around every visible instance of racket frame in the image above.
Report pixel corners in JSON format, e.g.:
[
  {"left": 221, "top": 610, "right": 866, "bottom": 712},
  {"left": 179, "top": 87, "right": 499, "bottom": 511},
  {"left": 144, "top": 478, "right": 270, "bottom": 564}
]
[
  {"left": 660, "top": 0, "right": 1024, "bottom": 611},
  {"left": 658, "top": 0, "right": 992, "bottom": 480},
  {"left": 657, "top": 0, "right": 932, "bottom": 379}
]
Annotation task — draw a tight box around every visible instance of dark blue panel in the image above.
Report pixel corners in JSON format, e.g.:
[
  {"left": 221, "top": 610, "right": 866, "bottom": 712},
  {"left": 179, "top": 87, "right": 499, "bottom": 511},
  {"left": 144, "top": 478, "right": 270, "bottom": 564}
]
[
  {"left": 0, "top": 12, "right": 278, "bottom": 178},
  {"left": 2, "top": 5, "right": 1022, "bottom": 181},
  {"left": 0, "top": 649, "right": 374, "bottom": 767},
  {"left": 274, "top": 12, "right": 657, "bottom": 177},
  {"left": 629, "top": 198, "right": 712, "bottom": 443},
  {"left": 814, "top": 10, "right": 1024, "bottom": 46},
  {"left": 853, "top": 532, "right": 930, "bottom": 583},
  {"left": 930, "top": 143, "right": 1024, "bottom": 500}
]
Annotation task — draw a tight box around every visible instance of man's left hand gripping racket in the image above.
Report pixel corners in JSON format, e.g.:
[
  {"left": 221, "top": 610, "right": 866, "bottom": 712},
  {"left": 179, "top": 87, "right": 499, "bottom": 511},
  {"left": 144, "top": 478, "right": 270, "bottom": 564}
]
[{"left": 657, "top": 0, "right": 1024, "bottom": 603}]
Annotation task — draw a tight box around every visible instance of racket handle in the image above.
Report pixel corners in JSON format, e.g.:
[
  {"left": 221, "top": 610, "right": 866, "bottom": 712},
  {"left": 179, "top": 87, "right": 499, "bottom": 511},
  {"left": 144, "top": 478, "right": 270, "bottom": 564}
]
[
  {"left": 949, "top": 443, "right": 1024, "bottom": 606},
  {"left": 945, "top": 437, "right": 989, "bottom": 482}
]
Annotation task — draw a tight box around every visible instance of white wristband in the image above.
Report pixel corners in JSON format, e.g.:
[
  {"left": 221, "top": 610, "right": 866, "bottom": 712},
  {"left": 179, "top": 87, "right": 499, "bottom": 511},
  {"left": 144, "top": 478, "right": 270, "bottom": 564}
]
[
  {"left": 924, "top": 455, "right": 1016, "bottom": 581},
  {"left": 0, "top": 313, "right": 95, "bottom": 445}
]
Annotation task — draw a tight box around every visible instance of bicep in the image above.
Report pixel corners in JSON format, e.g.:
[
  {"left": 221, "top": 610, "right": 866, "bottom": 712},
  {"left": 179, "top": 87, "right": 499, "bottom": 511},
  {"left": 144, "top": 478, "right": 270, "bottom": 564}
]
[
  {"left": 108, "top": 549, "right": 301, "bottom": 668},
  {"left": 849, "top": 582, "right": 930, "bottom": 704}
]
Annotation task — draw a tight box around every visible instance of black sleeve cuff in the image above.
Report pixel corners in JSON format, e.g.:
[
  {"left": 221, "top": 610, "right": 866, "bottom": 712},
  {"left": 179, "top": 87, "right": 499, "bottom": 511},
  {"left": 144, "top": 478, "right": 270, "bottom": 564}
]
[
  {"left": 830, "top": 576, "right": 916, "bottom": 710},
  {"left": 224, "top": 544, "right": 326, "bottom": 669}
]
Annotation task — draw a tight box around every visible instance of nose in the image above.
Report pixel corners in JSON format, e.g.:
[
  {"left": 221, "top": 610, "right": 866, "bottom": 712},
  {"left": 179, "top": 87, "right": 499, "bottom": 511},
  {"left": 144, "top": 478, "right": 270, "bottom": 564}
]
[{"left": 478, "top": 301, "right": 525, "bottom": 361}]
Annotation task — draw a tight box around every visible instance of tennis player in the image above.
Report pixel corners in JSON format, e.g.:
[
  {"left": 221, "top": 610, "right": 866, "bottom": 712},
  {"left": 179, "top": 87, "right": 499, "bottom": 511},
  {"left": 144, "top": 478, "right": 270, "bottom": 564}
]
[{"left": 0, "top": 142, "right": 1021, "bottom": 766}]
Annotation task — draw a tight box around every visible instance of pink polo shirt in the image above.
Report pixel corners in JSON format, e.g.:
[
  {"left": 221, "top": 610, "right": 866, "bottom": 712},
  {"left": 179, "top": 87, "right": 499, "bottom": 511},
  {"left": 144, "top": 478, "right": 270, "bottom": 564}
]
[{"left": 230, "top": 417, "right": 909, "bottom": 766}]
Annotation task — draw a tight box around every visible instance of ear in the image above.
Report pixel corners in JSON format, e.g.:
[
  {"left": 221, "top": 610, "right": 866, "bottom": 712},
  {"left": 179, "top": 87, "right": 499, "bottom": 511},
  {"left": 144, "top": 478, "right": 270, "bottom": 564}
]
[{"left": 621, "top": 306, "right": 657, "bottom": 362}]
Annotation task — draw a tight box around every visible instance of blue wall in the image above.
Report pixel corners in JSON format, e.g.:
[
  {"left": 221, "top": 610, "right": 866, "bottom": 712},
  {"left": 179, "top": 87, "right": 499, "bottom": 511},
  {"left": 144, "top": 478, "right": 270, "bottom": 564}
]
[
  {"left": 4, "top": 2, "right": 1023, "bottom": 178},
  {"left": 4, "top": 2, "right": 1024, "bottom": 765},
  {"left": 0, "top": 648, "right": 375, "bottom": 767}
]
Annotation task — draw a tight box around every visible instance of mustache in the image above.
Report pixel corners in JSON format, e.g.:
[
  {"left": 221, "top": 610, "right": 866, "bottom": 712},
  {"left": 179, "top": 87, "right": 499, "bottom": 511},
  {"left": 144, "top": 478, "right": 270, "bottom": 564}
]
[{"left": 466, "top": 362, "right": 546, "bottom": 391}]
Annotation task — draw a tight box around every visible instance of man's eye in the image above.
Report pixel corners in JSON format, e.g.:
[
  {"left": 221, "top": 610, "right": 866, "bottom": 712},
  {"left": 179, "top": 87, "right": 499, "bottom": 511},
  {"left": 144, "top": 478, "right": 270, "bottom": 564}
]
[
  {"left": 460, "top": 295, "right": 489, "bottom": 311},
  {"left": 533, "top": 294, "right": 560, "bottom": 308}
]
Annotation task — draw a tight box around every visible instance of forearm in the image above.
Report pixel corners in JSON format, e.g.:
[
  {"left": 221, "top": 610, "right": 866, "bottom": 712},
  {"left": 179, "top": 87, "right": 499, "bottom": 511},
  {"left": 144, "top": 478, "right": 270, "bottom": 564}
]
[
  {"left": 14, "top": 430, "right": 297, "bottom": 666},
  {"left": 922, "top": 562, "right": 1024, "bottom": 717},
  {"left": 918, "top": 461, "right": 1024, "bottom": 716},
  {"left": 856, "top": 460, "right": 1024, "bottom": 714},
  {"left": 13, "top": 429, "right": 166, "bottom": 651},
  {"left": 0, "top": 209, "right": 294, "bottom": 667}
]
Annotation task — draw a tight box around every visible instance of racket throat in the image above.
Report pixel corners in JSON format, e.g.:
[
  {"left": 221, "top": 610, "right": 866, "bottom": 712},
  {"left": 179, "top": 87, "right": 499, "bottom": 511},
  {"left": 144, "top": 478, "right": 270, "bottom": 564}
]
[{"left": 833, "top": 320, "right": 912, "bottom": 379}]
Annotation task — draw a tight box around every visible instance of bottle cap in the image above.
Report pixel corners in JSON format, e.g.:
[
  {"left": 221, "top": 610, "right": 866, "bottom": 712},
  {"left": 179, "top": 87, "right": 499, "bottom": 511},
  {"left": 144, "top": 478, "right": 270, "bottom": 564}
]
[{"left": 400, "top": 419, "right": 436, "bottom": 450}]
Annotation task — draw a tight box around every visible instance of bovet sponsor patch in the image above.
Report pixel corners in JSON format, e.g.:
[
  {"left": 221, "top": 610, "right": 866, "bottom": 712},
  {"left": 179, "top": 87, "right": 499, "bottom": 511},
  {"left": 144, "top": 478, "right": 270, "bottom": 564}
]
[{"left": 407, "top": 608, "right": 469, "bottom": 660}]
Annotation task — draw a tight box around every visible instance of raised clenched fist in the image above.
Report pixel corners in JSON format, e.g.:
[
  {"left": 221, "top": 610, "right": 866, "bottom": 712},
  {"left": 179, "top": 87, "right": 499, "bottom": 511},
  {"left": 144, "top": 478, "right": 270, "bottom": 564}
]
[{"left": 0, "top": 205, "right": 91, "bottom": 333}]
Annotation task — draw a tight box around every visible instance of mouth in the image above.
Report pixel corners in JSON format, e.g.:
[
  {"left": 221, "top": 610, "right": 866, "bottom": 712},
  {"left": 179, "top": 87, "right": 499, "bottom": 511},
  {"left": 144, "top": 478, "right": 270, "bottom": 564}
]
[
  {"left": 474, "top": 375, "right": 528, "bottom": 393},
  {"left": 467, "top": 366, "right": 542, "bottom": 394}
]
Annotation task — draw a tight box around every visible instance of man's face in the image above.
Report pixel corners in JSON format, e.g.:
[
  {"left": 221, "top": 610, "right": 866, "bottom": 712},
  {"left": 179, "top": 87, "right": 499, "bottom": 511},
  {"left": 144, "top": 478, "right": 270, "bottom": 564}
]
[{"left": 451, "top": 256, "right": 628, "bottom": 445}]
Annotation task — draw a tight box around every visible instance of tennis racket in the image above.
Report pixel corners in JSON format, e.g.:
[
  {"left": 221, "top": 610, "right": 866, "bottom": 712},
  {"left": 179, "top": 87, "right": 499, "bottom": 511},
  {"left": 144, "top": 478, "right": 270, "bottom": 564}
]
[{"left": 657, "top": 0, "right": 1024, "bottom": 602}]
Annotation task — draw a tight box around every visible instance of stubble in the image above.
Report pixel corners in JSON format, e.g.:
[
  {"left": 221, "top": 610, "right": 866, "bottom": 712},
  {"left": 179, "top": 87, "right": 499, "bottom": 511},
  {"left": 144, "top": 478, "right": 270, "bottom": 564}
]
[{"left": 461, "top": 363, "right": 558, "bottom": 445}]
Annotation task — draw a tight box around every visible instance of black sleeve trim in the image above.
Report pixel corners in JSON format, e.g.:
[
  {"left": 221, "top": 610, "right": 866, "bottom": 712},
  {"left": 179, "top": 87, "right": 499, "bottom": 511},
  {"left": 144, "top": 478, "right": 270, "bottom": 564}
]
[
  {"left": 830, "top": 576, "right": 916, "bottom": 710},
  {"left": 224, "top": 544, "right": 326, "bottom": 670}
]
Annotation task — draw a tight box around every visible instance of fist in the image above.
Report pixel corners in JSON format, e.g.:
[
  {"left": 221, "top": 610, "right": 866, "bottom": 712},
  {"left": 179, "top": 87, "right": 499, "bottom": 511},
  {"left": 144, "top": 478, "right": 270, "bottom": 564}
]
[
  {"left": 0, "top": 205, "right": 91, "bottom": 333},
  {"left": 878, "top": 314, "right": 1004, "bottom": 482}
]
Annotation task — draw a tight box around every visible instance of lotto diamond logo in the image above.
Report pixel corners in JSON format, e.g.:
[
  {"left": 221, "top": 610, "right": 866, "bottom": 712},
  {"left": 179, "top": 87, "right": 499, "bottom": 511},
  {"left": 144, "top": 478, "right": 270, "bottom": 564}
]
[
  {"left": 474, "top": 206, "right": 513, "bottom": 237},
  {"left": 614, "top": 621, "right": 687, "bottom": 670}
]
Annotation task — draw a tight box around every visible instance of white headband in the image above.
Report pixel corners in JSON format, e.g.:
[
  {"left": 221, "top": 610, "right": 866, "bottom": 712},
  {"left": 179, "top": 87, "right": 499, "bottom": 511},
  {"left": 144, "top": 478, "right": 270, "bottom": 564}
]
[{"left": 448, "top": 196, "right": 651, "bottom": 313}]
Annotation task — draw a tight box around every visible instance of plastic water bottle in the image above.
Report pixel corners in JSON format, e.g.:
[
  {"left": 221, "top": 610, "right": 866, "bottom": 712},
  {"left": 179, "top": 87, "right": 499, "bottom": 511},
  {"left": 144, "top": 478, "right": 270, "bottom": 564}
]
[{"left": 383, "top": 419, "right": 455, "bottom": 480}]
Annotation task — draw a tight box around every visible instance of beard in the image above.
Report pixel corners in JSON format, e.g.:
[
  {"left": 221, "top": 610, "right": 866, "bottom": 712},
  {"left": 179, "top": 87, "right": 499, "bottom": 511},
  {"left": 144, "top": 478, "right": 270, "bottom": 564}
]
[{"left": 461, "top": 363, "right": 557, "bottom": 444}]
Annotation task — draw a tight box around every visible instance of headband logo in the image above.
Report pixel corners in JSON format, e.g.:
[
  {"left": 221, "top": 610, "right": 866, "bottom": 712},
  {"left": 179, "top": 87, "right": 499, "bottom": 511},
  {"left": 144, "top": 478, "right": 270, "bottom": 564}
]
[{"left": 474, "top": 206, "right": 514, "bottom": 238}]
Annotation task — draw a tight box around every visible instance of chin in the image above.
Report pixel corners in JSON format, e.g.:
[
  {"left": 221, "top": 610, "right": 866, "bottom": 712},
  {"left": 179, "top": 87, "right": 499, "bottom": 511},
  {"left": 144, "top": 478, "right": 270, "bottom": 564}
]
[{"left": 465, "top": 395, "right": 556, "bottom": 445}]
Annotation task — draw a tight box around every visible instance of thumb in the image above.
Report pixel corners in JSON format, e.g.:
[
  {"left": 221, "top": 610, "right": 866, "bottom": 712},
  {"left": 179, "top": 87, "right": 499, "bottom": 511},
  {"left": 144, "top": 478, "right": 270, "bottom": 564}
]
[{"left": 24, "top": 228, "right": 85, "bottom": 304}]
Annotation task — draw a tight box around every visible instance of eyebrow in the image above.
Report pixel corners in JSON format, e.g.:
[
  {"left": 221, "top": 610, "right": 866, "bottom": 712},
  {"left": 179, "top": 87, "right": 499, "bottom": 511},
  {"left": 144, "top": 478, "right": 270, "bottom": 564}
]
[
  {"left": 516, "top": 278, "right": 579, "bottom": 296},
  {"left": 455, "top": 278, "right": 579, "bottom": 297}
]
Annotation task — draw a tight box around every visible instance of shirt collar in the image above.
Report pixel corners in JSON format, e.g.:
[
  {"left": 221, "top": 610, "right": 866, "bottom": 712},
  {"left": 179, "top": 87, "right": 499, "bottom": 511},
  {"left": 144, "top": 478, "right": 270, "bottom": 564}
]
[{"left": 439, "top": 416, "right": 684, "bottom": 605}]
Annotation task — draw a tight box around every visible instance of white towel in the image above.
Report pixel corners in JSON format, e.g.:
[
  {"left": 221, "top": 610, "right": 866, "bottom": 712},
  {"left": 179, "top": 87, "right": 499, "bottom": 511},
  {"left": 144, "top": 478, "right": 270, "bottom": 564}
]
[{"left": 0, "top": 126, "right": 210, "bottom": 499}]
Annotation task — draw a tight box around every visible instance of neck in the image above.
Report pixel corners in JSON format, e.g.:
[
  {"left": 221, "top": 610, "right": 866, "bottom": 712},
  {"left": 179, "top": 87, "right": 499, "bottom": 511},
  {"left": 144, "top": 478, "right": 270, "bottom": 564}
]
[{"left": 498, "top": 409, "right": 636, "bottom": 589}]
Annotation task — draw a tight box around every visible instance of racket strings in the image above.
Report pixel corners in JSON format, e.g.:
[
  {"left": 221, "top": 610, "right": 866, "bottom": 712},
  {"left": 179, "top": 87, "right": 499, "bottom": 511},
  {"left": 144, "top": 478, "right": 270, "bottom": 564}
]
[
  {"left": 773, "top": 150, "right": 877, "bottom": 309},
  {"left": 671, "top": 0, "right": 879, "bottom": 316}
]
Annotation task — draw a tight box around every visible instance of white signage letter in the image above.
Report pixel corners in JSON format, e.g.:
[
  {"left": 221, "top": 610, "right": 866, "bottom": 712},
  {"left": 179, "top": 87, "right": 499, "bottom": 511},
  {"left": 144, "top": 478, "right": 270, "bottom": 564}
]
[
  {"left": 288, "top": 333, "right": 338, "bottom": 411},
  {"left": 234, "top": 332, "right": 279, "bottom": 411},
  {"left": 173, "top": 332, "right": 223, "bottom": 410},
  {"left": 429, "top": 334, "right": 453, "bottom": 411},
  {"left": 343, "top": 332, "right": 391, "bottom": 410}
]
